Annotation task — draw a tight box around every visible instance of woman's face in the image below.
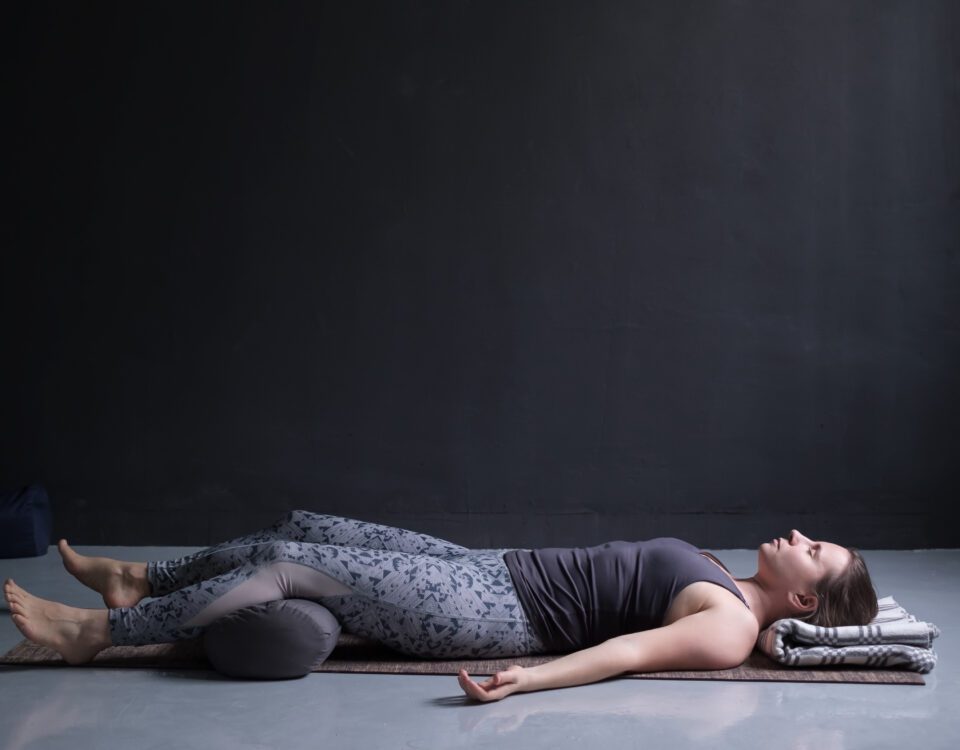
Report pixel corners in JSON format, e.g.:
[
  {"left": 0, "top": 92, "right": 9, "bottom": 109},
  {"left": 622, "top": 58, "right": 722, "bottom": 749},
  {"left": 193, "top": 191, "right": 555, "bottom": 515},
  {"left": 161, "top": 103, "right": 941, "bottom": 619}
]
[{"left": 759, "top": 529, "right": 852, "bottom": 594}]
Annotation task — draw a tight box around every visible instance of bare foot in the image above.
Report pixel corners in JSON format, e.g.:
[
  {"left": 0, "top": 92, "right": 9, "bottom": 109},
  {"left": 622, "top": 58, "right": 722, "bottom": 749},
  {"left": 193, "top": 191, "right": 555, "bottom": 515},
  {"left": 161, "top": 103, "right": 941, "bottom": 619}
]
[
  {"left": 57, "top": 539, "right": 151, "bottom": 608},
  {"left": 3, "top": 578, "right": 111, "bottom": 665}
]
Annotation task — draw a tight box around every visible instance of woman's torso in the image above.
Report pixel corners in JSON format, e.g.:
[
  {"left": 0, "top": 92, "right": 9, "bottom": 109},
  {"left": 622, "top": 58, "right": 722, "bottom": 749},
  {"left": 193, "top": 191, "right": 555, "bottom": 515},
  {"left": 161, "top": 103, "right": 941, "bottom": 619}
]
[{"left": 504, "top": 539, "right": 759, "bottom": 652}]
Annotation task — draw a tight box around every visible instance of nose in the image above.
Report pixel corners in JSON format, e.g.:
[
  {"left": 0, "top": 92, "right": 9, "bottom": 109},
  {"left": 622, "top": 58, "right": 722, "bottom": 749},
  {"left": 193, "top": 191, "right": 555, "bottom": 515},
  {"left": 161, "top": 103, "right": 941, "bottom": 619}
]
[{"left": 789, "top": 529, "right": 810, "bottom": 545}]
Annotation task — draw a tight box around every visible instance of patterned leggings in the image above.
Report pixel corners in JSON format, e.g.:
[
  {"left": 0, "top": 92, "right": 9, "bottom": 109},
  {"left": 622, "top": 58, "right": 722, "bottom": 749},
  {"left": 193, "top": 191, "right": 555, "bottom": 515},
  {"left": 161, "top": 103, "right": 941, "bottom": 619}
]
[{"left": 107, "top": 510, "right": 546, "bottom": 659}]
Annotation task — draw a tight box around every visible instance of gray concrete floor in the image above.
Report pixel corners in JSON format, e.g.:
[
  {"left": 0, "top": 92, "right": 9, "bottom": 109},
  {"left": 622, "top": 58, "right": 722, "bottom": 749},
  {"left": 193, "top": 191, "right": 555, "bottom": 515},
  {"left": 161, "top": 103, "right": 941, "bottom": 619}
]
[{"left": 0, "top": 545, "right": 957, "bottom": 750}]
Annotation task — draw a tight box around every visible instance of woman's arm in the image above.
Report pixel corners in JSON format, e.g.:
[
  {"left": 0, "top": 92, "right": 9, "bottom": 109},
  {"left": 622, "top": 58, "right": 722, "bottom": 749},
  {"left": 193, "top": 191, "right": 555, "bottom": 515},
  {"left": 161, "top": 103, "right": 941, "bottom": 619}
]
[{"left": 459, "top": 607, "right": 756, "bottom": 701}]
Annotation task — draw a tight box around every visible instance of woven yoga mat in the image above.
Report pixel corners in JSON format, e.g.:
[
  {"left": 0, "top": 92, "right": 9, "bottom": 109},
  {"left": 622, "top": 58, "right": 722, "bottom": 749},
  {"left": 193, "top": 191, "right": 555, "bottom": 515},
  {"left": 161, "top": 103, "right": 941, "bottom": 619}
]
[{"left": 0, "top": 632, "right": 924, "bottom": 684}]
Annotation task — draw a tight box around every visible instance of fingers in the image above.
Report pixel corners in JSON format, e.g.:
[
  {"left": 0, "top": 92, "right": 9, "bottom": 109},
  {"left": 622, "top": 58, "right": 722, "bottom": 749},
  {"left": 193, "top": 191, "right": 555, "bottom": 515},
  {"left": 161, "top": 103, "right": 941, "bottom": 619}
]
[
  {"left": 458, "top": 669, "right": 485, "bottom": 700},
  {"left": 459, "top": 669, "right": 495, "bottom": 701},
  {"left": 458, "top": 669, "right": 516, "bottom": 702}
]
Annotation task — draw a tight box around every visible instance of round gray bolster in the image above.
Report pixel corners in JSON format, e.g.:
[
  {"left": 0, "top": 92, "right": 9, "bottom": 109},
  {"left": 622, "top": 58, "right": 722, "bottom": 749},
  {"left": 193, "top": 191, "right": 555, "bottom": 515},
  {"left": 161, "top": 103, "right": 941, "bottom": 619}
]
[{"left": 203, "top": 599, "right": 341, "bottom": 680}]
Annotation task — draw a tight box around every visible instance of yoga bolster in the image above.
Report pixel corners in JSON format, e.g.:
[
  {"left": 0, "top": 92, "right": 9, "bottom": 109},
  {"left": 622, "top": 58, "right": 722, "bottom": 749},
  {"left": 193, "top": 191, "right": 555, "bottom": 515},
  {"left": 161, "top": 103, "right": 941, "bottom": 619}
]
[
  {"left": 0, "top": 484, "right": 52, "bottom": 559},
  {"left": 203, "top": 599, "right": 341, "bottom": 680}
]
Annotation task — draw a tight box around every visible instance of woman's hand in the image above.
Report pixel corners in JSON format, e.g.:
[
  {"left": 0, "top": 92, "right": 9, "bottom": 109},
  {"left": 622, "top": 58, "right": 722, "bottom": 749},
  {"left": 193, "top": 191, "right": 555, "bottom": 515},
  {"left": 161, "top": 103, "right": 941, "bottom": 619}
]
[{"left": 458, "top": 665, "right": 529, "bottom": 702}]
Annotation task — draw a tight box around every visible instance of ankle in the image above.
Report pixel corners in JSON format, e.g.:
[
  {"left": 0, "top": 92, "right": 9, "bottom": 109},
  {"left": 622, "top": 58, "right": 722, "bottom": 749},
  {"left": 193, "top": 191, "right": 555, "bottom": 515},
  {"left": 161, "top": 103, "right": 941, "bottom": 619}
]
[
  {"left": 129, "top": 563, "right": 152, "bottom": 596},
  {"left": 83, "top": 609, "right": 112, "bottom": 650}
]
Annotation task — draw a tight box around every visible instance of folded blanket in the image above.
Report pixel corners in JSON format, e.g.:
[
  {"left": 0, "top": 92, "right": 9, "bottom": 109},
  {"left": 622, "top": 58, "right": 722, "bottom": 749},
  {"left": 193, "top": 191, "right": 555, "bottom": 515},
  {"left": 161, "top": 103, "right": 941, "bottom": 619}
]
[{"left": 756, "top": 596, "right": 940, "bottom": 673}]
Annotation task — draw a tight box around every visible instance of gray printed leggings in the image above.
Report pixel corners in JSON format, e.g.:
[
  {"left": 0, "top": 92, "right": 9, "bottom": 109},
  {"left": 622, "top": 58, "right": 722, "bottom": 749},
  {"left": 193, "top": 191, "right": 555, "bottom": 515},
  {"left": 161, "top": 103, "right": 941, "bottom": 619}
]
[{"left": 107, "top": 510, "right": 546, "bottom": 659}]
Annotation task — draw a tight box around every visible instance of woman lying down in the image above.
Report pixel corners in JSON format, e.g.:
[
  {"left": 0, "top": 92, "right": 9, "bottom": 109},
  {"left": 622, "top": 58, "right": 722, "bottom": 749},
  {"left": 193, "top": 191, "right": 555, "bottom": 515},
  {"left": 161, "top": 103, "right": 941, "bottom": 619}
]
[{"left": 2, "top": 510, "right": 877, "bottom": 701}]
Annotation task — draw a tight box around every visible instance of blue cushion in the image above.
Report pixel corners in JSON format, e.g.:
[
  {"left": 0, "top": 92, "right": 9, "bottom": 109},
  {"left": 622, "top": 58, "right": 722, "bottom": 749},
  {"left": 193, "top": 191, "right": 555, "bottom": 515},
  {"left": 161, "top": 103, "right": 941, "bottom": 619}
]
[
  {"left": 0, "top": 484, "right": 52, "bottom": 559},
  {"left": 202, "top": 599, "right": 342, "bottom": 680}
]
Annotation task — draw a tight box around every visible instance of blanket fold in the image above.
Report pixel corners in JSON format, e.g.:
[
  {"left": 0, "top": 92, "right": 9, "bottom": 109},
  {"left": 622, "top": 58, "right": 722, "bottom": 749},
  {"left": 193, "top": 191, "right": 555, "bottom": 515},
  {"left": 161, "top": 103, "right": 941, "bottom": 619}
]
[{"left": 756, "top": 595, "right": 939, "bottom": 674}]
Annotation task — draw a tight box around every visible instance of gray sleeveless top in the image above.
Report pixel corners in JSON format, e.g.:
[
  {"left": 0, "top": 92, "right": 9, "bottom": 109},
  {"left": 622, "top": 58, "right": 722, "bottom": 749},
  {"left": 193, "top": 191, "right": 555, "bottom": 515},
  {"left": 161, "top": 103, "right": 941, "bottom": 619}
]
[{"left": 503, "top": 537, "right": 749, "bottom": 653}]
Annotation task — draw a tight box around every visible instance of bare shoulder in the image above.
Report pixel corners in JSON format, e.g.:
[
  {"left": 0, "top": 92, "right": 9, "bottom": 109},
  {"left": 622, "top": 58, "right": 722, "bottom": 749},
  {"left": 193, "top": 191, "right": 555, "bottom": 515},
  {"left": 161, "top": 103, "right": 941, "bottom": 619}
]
[
  {"left": 678, "top": 591, "right": 758, "bottom": 666},
  {"left": 665, "top": 582, "right": 759, "bottom": 640},
  {"left": 705, "top": 598, "right": 760, "bottom": 641},
  {"left": 616, "top": 591, "right": 759, "bottom": 672}
]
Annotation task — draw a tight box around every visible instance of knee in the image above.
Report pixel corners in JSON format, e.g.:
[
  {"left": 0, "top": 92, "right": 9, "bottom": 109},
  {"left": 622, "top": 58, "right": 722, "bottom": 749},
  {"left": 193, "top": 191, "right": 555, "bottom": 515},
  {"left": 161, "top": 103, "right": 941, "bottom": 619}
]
[
  {"left": 258, "top": 539, "right": 307, "bottom": 562},
  {"left": 274, "top": 509, "right": 307, "bottom": 526}
]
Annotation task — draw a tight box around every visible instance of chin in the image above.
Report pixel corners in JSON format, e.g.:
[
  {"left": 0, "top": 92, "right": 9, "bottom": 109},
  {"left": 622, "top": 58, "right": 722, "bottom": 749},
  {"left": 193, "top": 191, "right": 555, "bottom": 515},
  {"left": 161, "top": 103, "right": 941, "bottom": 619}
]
[{"left": 759, "top": 541, "right": 774, "bottom": 562}]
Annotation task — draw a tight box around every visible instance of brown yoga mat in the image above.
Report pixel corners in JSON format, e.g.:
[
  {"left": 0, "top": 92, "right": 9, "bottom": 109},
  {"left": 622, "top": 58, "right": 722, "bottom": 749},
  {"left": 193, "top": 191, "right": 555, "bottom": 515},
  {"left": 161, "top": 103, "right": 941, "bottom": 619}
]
[{"left": 0, "top": 632, "right": 924, "bottom": 684}]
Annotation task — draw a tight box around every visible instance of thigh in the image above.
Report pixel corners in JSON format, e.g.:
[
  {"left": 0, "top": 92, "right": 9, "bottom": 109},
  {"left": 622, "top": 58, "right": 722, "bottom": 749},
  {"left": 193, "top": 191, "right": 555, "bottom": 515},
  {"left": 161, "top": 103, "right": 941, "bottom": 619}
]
[
  {"left": 280, "top": 510, "right": 470, "bottom": 557},
  {"left": 293, "top": 544, "right": 538, "bottom": 658}
]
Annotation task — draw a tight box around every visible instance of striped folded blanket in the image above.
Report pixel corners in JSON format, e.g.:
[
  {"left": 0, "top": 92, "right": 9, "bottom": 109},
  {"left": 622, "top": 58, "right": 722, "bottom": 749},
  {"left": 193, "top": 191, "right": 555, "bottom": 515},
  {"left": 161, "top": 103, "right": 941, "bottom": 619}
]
[{"left": 756, "top": 595, "right": 940, "bottom": 673}]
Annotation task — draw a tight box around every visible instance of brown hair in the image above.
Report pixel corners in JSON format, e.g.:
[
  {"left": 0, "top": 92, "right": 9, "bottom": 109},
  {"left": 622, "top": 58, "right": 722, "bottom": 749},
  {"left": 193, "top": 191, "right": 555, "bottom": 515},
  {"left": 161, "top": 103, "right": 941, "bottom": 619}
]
[{"left": 798, "top": 548, "right": 878, "bottom": 627}]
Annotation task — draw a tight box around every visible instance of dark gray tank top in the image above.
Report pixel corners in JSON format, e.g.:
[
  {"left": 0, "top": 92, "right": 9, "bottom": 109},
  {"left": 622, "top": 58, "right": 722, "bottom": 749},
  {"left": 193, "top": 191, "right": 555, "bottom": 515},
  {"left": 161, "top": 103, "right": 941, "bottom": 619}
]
[{"left": 503, "top": 537, "right": 750, "bottom": 653}]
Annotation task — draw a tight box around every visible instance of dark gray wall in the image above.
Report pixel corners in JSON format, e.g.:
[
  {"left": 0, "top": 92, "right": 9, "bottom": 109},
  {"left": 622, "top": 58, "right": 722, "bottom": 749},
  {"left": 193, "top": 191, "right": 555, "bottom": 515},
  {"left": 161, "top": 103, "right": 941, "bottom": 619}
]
[{"left": 3, "top": 1, "right": 957, "bottom": 549}]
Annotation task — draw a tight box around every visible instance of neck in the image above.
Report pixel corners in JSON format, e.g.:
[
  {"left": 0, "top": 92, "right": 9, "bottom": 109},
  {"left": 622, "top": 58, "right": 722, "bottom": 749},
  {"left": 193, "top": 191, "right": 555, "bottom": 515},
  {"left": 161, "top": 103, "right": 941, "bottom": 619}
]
[{"left": 732, "top": 575, "right": 792, "bottom": 630}]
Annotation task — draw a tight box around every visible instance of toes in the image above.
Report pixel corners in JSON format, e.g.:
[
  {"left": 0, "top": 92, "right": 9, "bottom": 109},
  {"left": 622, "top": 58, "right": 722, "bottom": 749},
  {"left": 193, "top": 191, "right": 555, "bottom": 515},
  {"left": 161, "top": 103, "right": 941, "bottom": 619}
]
[
  {"left": 10, "top": 612, "right": 29, "bottom": 634},
  {"left": 5, "top": 581, "right": 27, "bottom": 600},
  {"left": 6, "top": 582, "right": 28, "bottom": 600}
]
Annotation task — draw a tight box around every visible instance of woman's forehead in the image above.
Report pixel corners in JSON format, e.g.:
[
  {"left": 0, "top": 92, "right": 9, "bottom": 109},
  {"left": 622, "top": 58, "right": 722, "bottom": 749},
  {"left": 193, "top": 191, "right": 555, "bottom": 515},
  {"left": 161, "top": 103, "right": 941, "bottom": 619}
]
[{"left": 823, "top": 542, "right": 853, "bottom": 569}]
